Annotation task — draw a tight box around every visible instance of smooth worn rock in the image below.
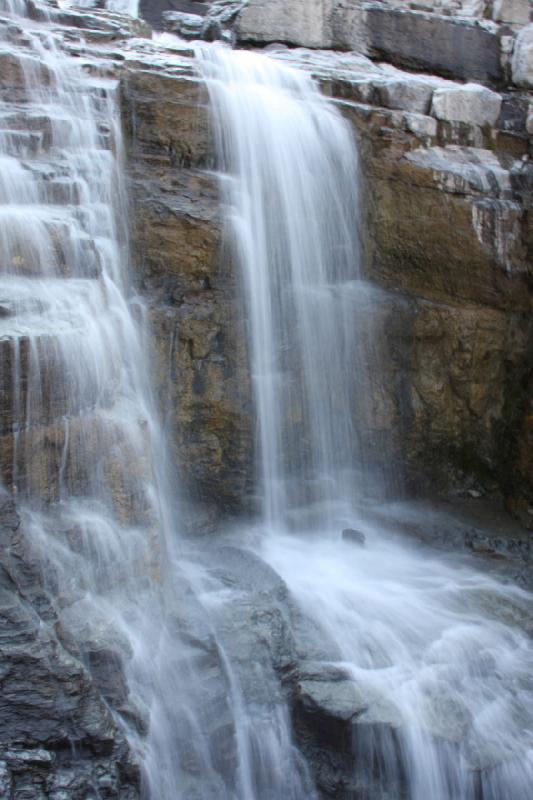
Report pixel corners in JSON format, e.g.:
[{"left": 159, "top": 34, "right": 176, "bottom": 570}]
[
  {"left": 236, "top": 0, "right": 334, "bottom": 48},
  {"left": 512, "top": 24, "right": 533, "bottom": 88},
  {"left": 342, "top": 527, "right": 366, "bottom": 545},
  {"left": 365, "top": 5, "right": 503, "bottom": 85},
  {"left": 492, "top": 0, "right": 530, "bottom": 26},
  {"left": 431, "top": 82, "right": 502, "bottom": 126}
]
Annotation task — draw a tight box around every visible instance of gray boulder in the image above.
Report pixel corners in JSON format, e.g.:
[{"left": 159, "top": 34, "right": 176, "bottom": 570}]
[
  {"left": 431, "top": 83, "right": 502, "bottom": 126},
  {"left": 493, "top": 0, "right": 530, "bottom": 26},
  {"left": 365, "top": 5, "right": 503, "bottom": 85},
  {"left": 512, "top": 24, "right": 533, "bottom": 88},
  {"left": 236, "top": 0, "right": 335, "bottom": 48}
]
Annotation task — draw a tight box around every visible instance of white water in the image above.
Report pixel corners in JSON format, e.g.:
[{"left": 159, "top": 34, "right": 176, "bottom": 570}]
[
  {"left": 0, "top": 5, "right": 318, "bottom": 799},
  {"left": 198, "top": 46, "right": 372, "bottom": 527},
  {"left": 3, "top": 1, "right": 533, "bottom": 795},
  {"left": 199, "top": 44, "right": 533, "bottom": 800},
  {"left": 0, "top": 3, "right": 176, "bottom": 791}
]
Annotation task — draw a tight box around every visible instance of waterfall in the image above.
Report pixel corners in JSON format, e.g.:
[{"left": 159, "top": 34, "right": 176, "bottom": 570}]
[
  {"left": 0, "top": 5, "right": 317, "bottom": 799},
  {"left": 198, "top": 45, "right": 372, "bottom": 528},
  {"left": 198, "top": 43, "right": 533, "bottom": 800},
  {"left": 0, "top": 0, "right": 179, "bottom": 789},
  {"left": 2, "top": 0, "right": 533, "bottom": 795}
]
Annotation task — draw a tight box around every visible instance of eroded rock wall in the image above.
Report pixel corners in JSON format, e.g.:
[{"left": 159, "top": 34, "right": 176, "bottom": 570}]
[
  {"left": 137, "top": 2, "right": 533, "bottom": 521},
  {"left": 0, "top": 495, "right": 140, "bottom": 799},
  {"left": 4, "top": 1, "right": 529, "bottom": 522},
  {"left": 121, "top": 61, "right": 253, "bottom": 516}
]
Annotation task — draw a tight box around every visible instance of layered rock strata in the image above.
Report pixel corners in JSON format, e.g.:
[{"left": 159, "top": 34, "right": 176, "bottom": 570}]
[{"left": 149, "top": 0, "right": 533, "bottom": 520}]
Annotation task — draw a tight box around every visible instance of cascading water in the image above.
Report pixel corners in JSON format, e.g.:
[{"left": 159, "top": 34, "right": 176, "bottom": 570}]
[
  {"left": 0, "top": 4, "right": 318, "bottom": 799},
  {"left": 199, "top": 44, "right": 533, "bottom": 800},
  {"left": 2, "top": 0, "right": 533, "bottom": 796},
  {"left": 0, "top": 0, "right": 178, "bottom": 791},
  {"left": 198, "top": 45, "right": 372, "bottom": 528}
]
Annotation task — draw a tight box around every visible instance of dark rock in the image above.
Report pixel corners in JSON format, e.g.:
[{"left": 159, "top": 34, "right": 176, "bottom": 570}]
[
  {"left": 293, "top": 662, "right": 404, "bottom": 799},
  {"left": 341, "top": 527, "right": 366, "bottom": 546},
  {"left": 0, "top": 496, "right": 141, "bottom": 798},
  {"left": 202, "top": 17, "right": 224, "bottom": 41},
  {"left": 365, "top": 5, "right": 504, "bottom": 86},
  {"left": 140, "top": 0, "right": 209, "bottom": 28}
]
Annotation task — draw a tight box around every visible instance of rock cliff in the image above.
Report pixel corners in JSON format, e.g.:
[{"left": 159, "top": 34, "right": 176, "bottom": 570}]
[{"left": 138, "top": 1, "right": 533, "bottom": 522}]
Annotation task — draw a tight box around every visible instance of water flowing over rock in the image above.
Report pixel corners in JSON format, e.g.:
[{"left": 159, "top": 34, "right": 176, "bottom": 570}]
[
  {"left": 0, "top": 4, "right": 325, "bottom": 799},
  {"left": 197, "top": 42, "right": 533, "bottom": 799},
  {"left": 0, "top": 0, "right": 532, "bottom": 798},
  {"left": 197, "top": 45, "right": 370, "bottom": 523}
]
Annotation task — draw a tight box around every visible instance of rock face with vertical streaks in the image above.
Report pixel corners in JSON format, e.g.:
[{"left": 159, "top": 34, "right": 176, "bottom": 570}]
[
  {"left": 116, "top": 1, "right": 533, "bottom": 520},
  {"left": 121, "top": 60, "right": 254, "bottom": 516}
]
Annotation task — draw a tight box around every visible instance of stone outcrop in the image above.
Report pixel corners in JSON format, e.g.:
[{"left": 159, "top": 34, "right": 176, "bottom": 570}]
[
  {"left": 365, "top": 6, "right": 503, "bottom": 84},
  {"left": 236, "top": 0, "right": 336, "bottom": 48},
  {"left": 110, "top": 5, "right": 533, "bottom": 520},
  {"left": 157, "top": 0, "right": 531, "bottom": 94},
  {"left": 120, "top": 56, "right": 254, "bottom": 515},
  {"left": 512, "top": 24, "right": 533, "bottom": 87},
  {"left": 0, "top": 496, "right": 140, "bottom": 799},
  {"left": 231, "top": 0, "right": 515, "bottom": 85}
]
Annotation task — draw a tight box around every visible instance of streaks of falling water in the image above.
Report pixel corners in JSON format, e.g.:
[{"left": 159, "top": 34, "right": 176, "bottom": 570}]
[
  {"left": 197, "top": 44, "right": 385, "bottom": 530},
  {"left": 198, "top": 43, "right": 533, "bottom": 800},
  {"left": 0, "top": 4, "right": 319, "bottom": 799},
  {"left": 0, "top": 5, "right": 176, "bottom": 791}
]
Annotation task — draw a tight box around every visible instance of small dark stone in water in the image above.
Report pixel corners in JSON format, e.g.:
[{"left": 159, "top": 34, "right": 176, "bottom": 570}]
[
  {"left": 342, "top": 528, "right": 365, "bottom": 546},
  {"left": 0, "top": 303, "right": 13, "bottom": 317},
  {"left": 202, "top": 18, "right": 223, "bottom": 42}
]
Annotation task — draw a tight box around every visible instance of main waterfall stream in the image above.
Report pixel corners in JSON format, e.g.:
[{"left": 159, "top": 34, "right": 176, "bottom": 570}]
[
  {"left": 198, "top": 44, "right": 533, "bottom": 799},
  {"left": 1, "top": 1, "right": 533, "bottom": 797}
]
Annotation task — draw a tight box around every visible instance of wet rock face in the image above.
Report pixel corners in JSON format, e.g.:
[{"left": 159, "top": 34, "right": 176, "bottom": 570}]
[
  {"left": 124, "top": 4, "right": 532, "bottom": 516},
  {"left": 139, "top": 0, "right": 210, "bottom": 28},
  {"left": 121, "top": 61, "right": 254, "bottom": 515},
  {"left": 0, "top": 496, "right": 140, "bottom": 799},
  {"left": 346, "top": 85, "right": 533, "bottom": 509}
]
